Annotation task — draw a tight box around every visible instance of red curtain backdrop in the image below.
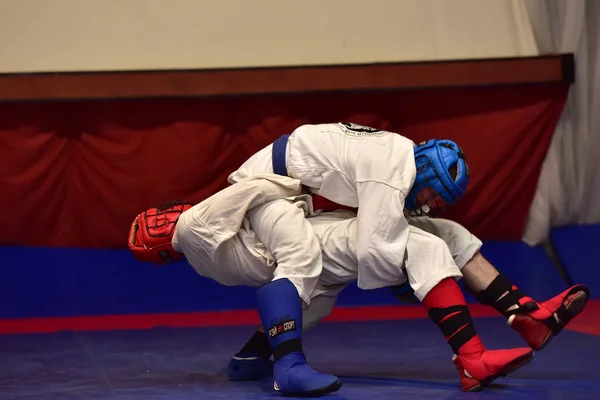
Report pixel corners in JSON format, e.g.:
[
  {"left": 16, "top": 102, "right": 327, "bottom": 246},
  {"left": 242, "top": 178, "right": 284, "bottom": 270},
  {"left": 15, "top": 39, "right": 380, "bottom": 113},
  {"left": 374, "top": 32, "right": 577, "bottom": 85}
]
[{"left": 0, "top": 84, "right": 568, "bottom": 248}]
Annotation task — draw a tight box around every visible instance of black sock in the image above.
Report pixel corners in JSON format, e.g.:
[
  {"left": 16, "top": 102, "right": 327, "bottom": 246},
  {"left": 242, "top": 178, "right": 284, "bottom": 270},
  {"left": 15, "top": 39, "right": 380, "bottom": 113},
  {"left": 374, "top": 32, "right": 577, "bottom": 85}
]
[{"left": 239, "top": 330, "right": 272, "bottom": 360}]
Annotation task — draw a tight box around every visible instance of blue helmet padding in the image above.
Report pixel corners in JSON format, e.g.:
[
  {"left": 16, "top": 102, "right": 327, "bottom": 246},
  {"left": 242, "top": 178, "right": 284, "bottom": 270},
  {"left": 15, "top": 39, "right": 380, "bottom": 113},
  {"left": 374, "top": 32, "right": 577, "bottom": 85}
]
[{"left": 405, "top": 139, "right": 469, "bottom": 210}]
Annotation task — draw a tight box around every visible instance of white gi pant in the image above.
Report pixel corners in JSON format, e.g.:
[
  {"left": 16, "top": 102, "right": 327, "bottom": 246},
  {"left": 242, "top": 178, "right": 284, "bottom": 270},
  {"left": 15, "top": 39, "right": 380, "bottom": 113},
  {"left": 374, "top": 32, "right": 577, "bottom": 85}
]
[{"left": 300, "top": 212, "right": 483, "bottom": 329}]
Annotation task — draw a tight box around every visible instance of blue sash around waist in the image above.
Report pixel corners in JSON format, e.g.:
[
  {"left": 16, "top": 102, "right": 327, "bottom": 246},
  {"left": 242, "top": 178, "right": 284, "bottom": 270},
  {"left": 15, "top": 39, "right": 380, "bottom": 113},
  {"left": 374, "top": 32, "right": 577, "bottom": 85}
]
[{"left": 272, "top": 134, "right": 291, "bottom": 176}]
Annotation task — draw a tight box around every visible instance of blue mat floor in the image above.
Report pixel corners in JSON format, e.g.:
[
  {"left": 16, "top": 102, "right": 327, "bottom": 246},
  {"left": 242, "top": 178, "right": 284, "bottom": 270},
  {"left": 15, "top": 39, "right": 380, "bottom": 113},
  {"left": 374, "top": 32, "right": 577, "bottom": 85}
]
[{"left": 0, "top": 318, "right": 598, "bottom": 400}]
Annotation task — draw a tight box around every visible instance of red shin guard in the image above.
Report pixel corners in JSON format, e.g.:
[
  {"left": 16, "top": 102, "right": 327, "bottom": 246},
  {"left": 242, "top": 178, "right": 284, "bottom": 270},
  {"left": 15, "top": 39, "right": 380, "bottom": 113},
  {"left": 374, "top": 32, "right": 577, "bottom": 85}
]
[
  {"left": 424, "top": 278, "right": 534, "bottom": 392},
  {"left": 422, "top": 278, "right": 484, "bottom": 355}
]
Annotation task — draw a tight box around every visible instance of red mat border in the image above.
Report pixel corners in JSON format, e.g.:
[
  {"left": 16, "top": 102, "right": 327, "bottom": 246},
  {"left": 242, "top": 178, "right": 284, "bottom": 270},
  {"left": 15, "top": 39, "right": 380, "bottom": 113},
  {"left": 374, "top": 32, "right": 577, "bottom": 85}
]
[
  {"left": 1, "top": 301, "right": 597, "bottom": 336},
  {"left": 0, "top": 304, "right": 498, "bottom": 335}
]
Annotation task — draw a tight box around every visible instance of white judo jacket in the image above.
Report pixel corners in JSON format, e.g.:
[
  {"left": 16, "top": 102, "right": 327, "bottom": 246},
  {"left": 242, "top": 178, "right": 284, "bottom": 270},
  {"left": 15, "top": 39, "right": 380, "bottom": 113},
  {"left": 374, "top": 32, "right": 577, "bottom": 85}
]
[{"left": 228, "top": 122, "right": 418, "bottom": 291}]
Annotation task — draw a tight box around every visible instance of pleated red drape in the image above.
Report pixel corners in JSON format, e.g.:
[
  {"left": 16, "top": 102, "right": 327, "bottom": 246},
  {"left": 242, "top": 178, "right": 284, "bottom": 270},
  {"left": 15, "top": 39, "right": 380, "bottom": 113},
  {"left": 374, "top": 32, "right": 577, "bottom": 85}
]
[{"left": 0, "top": 84, "right": 568, "bottom": 247}]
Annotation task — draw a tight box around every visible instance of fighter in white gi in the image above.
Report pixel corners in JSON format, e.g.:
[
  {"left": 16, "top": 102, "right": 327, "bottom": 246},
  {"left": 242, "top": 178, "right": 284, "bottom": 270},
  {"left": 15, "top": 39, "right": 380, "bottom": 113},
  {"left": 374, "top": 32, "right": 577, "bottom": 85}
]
[
  {"left": 228, "top": 122, "right": 470, "bottom": 292},
  {"left": 226, "top": 122, "right": 589, "bottom": 391},
  {"left": 128, "top": 175, "right": 538, "bottom": 394},
  {"left": 129, "top": 175, "right": 343, "bottom": 397}
]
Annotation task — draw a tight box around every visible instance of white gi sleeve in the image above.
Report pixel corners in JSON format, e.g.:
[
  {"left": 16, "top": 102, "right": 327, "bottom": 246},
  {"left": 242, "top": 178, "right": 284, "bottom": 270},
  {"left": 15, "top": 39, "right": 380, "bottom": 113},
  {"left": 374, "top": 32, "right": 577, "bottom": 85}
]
[
  {"left": 354, "top": 180, "right": 410, "bottom": 290},
  {"left": 247, "top": 198, "right": 323, "bottom": 305}
]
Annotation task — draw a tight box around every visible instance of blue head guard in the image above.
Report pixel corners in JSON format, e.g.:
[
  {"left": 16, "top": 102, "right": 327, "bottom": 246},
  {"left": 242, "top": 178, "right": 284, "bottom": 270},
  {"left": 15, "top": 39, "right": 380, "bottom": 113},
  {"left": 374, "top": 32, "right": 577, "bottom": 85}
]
[{"left": 405, "top": 139, "right": 469, "bottom": 216}]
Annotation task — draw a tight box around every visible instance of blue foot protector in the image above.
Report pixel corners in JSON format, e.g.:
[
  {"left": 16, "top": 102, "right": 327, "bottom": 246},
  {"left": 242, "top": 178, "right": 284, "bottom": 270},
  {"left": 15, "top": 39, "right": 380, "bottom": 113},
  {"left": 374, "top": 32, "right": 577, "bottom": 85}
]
[{"left": 256, "top": 278, "right": 342, "bottom": 397}]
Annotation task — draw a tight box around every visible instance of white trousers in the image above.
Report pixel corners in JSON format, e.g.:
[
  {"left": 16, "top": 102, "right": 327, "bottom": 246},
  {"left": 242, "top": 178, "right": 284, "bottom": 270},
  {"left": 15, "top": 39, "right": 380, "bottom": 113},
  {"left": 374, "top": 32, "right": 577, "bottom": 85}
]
[{"left": 302, "top": 213, "right": 483, "bottom": 329}]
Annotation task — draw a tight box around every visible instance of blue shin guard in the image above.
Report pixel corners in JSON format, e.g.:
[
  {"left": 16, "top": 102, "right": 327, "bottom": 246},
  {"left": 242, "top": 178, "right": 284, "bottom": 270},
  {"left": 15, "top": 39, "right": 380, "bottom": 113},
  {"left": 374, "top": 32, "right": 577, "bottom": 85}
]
[{"left": 256, "top": 279, "right": 342, "bottom": 397}]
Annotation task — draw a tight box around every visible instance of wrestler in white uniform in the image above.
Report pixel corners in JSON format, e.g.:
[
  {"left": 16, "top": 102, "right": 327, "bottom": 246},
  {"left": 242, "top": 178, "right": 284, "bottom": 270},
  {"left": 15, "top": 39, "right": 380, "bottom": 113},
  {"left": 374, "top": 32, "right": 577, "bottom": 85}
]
[{"left": 130, "top": 174, "right": 349, "bottom": 396}]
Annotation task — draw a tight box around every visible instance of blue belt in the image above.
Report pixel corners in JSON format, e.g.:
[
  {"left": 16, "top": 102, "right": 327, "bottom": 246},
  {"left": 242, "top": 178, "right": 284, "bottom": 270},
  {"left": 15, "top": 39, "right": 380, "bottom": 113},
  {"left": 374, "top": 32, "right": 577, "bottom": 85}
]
[{"left": 272, "top": 134, "right": 291, "bottom": 176}]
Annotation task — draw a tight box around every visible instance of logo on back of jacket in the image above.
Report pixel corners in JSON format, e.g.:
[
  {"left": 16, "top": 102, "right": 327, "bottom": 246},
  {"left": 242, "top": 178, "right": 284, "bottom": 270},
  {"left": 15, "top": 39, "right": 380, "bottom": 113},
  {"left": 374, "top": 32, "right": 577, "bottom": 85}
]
[{"left": 338, "top": 122, "right": 389, "bottom": 137}]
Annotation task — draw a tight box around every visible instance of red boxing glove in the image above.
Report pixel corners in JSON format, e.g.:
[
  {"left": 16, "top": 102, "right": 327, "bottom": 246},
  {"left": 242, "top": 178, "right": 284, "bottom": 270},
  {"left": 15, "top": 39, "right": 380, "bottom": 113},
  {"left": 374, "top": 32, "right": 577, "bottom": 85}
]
[{"left": 128, "top": 200, "right": 192, "bottom": 265}]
